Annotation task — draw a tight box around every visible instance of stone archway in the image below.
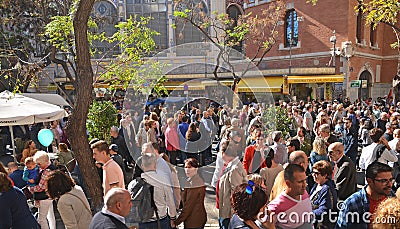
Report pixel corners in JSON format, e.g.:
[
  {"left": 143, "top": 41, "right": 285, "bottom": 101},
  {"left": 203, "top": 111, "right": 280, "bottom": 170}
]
[{"left": 359, "top": 70, "right": 372, "bottom": 100}]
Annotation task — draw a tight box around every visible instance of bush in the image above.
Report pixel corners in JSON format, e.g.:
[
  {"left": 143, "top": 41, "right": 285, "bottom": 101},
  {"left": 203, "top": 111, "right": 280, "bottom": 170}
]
[
  {"left": 262, "top": 106, "right": 291, "bottom": 138},
  {"left": 87, "top": 100, "right": 118, "bottom": 140}
]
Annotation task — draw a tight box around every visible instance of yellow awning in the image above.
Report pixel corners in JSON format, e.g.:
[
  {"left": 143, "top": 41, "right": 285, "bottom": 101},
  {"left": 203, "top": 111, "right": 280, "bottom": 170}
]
[
  {"left": 287, "top": 74, "right": 344, "bottom": 84},
  {"left": 164, "top": 81, "right": 205, "bottom": 91},
  {"left": 237, "top": 76, "right": 283, "bottom": 93}
]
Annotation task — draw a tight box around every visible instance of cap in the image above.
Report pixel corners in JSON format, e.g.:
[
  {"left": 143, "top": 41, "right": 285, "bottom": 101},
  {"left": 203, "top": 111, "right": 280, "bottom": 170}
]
[{"left": 109, "top": 144, "right": 118, "bottom": 152}]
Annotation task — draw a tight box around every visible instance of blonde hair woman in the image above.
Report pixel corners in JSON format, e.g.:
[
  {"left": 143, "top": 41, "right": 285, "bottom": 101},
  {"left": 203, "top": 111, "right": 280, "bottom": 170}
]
[
  {"left": 309, "top": 137, "right": 329, "bottom": 171},
  {"left": 372, "top": 197, "right": 400, "bottom": 228}
]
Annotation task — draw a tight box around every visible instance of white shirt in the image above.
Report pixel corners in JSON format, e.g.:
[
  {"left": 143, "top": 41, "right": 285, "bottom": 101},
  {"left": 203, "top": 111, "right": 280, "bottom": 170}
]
[
  {"left": 359, "top": 142, "right": 398, "bottom": 170},
  {"left": 156, "top": 157, "right": 173, "bottom": 186},
  {"left": 211, "top": 151, "right": 224, "bottom": 188},
  {"left": 102, "top": 208, "right": 125, "bottom": 224},
  {"left": 388, "top": 138, "right": 400, "bottom": 167},
  {"left": 141, "top": 171, "right": 177, "bottom": 221}
]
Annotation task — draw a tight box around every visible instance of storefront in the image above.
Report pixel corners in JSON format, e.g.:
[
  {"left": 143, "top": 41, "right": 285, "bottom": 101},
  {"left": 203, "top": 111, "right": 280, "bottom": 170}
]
[{"left": 287, "top": 74, "right": 344, "bottom": 101}]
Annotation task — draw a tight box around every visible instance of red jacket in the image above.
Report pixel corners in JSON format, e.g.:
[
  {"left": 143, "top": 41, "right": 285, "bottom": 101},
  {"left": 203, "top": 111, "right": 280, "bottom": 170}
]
[{"left": 242, "top": 145, "right": 267, "bottom": 174}]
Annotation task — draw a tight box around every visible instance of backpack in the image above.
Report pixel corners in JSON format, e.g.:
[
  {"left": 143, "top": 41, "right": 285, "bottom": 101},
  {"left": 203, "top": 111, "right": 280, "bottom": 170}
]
[
  {"left": 127, "top": 177, "right": 160, "bottom": 228},
  {"left": 373, "top": 144, "right": 386, "bottom": 163}
]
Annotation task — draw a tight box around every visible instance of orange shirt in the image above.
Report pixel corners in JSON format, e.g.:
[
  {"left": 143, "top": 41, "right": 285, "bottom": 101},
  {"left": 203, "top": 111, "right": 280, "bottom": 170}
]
[{"left": 102, "top": 159, "right": 125, "bottom": 196}]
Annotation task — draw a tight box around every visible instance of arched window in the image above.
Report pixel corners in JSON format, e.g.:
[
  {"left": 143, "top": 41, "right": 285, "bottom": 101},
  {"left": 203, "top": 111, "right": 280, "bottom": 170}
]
[
  {"left": 174, "top": 0, "right": 209, "bottom": 46},
  {"left": 370, "top": 24, "right": 377, "bottom": 47},
  {"left": 92, "top": 0, "right": 119, "bottom": 58},
  {"left": 227, "top": 4, "right": 243, "bottom": 53},
  {"left": 285, "top": 9, "right": 298, "bottom": 47},
  {"left": 356, "top": 5, "right": 364, "bottom": 43}
]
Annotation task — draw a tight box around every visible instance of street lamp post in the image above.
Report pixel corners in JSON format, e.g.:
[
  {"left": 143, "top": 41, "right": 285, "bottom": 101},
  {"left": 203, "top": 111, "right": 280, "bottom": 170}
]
[
  {"left": 329, "top": 30, "right": 341, "bottom": 101},
  {"left": 330, "top": 30, "right": 341, "bottom": 68},
  {"left": 289, "top": 38, "right": 293, "bottom": 75}
]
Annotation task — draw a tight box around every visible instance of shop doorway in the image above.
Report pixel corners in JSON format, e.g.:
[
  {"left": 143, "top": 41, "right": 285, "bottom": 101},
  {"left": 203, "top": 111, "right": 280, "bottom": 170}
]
[{"left": 359, "top": 70, "right": 372, "bottom": 101}]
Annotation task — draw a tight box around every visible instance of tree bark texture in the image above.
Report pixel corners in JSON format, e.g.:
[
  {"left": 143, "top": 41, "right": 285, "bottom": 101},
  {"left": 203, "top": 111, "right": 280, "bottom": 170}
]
[{"left": 67, "top": 0, "right": 103, "bottom": 209}]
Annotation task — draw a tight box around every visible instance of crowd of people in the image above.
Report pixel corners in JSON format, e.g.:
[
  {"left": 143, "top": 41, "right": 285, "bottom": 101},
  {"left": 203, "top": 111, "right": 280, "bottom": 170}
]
[{"left": 2, "top": 96, "right": 400, "bottom": 229}]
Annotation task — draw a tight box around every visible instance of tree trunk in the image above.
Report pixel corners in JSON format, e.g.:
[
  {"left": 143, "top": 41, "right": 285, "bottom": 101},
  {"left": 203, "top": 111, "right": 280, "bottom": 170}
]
[{"left": 67, "top": 0, "right": 102, "bottom": 210}]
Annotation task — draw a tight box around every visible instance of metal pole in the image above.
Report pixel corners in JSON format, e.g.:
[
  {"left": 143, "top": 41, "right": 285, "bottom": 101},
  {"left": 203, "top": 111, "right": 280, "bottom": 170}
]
[
  {"left": 9, "top": 126, "right": 16, "bottom": 162},
  {"left": 186, "top": 92, "right": 189, "bottom": 114},
  {"left": 289, "top": 39, "right": 293, "bottom": 75},
  {"left": 332, "top": 30, "right": 336, "bottom": 68}
]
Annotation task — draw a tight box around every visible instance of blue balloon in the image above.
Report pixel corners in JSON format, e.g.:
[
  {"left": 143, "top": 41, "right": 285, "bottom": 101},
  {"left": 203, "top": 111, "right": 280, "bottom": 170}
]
[{"left": 38, "top": 129, "right": 54, "bottom": 147}]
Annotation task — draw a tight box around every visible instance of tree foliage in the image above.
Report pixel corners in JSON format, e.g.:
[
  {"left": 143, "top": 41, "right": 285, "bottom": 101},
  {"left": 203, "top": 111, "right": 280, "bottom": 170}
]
[
  {"left": 87, "top": 100, "right": 118, "bottom": 140},
  {"left": 2, "top": 0, "right": 166, "bottom": 209},
  {"left": 359, "top": 0, "right": 399, "bottom": 31},
  {"left": 262, "top": 106, "right": 292, "bottom": 138},
  {"left": 0, "top": 0, "right": 74, "bottom": 92},
  {"left": 45, "top": 12, "right": 162, "bottom": 90},
  {"left": 173, "top": 0, "right": 285, "bottom": 84}
]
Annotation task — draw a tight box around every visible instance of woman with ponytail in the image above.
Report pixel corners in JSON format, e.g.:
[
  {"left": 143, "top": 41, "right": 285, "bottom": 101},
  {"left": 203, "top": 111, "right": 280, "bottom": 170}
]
[{"left": 260, "top": 148, "right": 283, "bottom": 198}]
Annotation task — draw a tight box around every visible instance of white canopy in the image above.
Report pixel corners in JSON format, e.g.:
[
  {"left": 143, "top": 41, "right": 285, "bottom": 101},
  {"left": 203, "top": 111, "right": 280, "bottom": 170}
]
[
  {"left": 0, "top": 90, "right": 66, "bottom": 158},
  {"left": 0, "top": 90, "right": 66, "bottom": 126},
  {"left": 23, "top": 93, "right": 70, "bottom": 107}
]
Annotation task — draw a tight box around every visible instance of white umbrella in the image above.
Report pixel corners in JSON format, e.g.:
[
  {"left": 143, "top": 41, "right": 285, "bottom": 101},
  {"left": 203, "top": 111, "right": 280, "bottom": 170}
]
[{"left": 0, "top": 90, "right": 66, "bottom": 157}]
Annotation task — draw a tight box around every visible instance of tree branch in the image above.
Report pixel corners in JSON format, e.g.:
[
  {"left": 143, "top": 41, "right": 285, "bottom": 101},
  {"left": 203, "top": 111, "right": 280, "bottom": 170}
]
[{"left": 49, "top": 46, "right": 75, "bottom": 84}]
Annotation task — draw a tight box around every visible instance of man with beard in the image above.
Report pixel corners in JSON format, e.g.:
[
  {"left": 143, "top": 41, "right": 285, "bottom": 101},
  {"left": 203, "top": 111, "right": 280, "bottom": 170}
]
[
  {"left": 336, "top": 162, "right": 395, "bottom": 228},
  {"left": 342, "top": 117, "right": 358, "bottom": 164}
]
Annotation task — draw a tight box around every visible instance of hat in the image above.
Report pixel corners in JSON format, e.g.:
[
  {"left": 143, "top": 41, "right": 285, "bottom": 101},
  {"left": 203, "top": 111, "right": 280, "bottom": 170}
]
[{"left": 109, "top": 144, "right": 118, "bottom": 152}]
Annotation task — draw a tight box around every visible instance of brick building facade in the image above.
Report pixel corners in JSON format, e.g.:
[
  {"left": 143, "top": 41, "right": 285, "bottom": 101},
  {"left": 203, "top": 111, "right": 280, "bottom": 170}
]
[{"left": 245, "top": 0, "right": 399, "bottom": 102}]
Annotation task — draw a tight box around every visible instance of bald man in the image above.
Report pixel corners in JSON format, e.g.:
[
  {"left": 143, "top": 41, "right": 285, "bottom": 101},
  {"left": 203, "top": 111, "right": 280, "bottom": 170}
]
[
  {"left": 328, "top": 142, "right": 356, "bottom": 201},
  {"left": 90, "top": 188, "right": 132, "bottom": 229},
  {"left": 269, "top": 150, "right": 309, "bottom": 201}
]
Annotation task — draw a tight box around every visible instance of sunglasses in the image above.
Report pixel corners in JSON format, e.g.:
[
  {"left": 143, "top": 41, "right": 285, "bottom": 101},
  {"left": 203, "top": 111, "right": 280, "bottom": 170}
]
[
  {"left": 328, "top": 150, "right": 337, "bottom": 154},
  {"left": 373, "top": 178, "right": 395, "bottom": 185},
  {"left": 312, "top": 171, "right": 321, "bottom": 175},
  {"left": 246, "top": 180, "right": 255, "bottom": 194}
]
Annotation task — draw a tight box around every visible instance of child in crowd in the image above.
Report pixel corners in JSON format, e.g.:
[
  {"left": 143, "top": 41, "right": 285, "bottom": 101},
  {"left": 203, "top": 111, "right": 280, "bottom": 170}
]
[
  {"left": 22, "top": 157, "right": 39, "bottom": 187},
  {"left": 334, "top": 119, "right": 344, "bottom": 142}
]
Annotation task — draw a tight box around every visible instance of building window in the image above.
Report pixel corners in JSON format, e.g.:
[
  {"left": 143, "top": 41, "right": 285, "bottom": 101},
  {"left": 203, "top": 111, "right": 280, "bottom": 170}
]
[
  {"left": 125, "top": 0, "right": 168, "bottom": 52},
  {"left": 174, "top": 0, "right": 209, "bottom": 46},
  {"left": 356, "top": 5, "right": 364, "bottom": 44},
  {"left": 285, "top": 9, "right": 298, "bottom": 47},
  {"left": 227, "top": 4, "right": 243, "bottom": 53},
  {"left": 370, "top": 24, "right": 377, "bottom": 47},
  {"left": 92, "top": 1, "right": 119, "bottom": 58}
]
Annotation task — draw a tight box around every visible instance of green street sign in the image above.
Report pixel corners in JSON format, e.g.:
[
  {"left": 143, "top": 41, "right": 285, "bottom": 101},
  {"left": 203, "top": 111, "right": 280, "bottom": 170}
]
[{"left": 350, "top": 80, "right": 361, "bottom": 88}]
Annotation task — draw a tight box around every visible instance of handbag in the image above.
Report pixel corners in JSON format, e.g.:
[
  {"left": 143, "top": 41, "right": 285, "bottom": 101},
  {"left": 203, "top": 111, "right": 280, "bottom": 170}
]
[{"left": 33, "top": 191, "right": 49, "bottom": 200}]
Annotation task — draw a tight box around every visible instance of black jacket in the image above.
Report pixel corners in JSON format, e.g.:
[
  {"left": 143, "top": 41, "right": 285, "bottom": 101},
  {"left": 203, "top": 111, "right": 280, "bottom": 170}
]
[{"left": 333, "top": 155, "right": 356, "bottom": 201}]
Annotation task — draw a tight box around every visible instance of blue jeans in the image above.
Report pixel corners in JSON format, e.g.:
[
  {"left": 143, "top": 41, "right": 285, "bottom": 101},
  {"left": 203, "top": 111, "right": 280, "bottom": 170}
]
[
  {"left": 139, "top": 217, "right": 170, "bottom": 229},
  {"left": 218, "top": 217, "right": 230, "bottom": 229}
]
